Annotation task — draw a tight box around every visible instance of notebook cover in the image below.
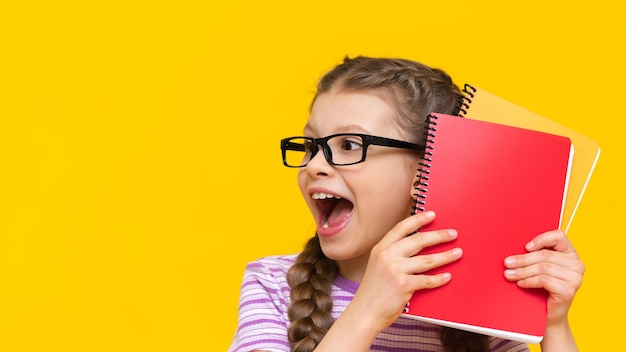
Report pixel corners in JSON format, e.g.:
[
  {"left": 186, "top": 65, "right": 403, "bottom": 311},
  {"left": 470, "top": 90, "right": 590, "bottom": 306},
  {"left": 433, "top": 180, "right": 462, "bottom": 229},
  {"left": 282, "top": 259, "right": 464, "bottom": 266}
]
[{"left": 403, "top": 113, "right": 574, "bottom": 343}]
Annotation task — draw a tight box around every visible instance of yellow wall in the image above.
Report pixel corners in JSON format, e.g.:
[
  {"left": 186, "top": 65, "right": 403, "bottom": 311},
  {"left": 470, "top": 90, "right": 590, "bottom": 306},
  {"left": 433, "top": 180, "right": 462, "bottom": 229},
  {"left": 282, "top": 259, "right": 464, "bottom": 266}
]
[{"left": 1, "top": 1, "right": 623, "bottom": 351}]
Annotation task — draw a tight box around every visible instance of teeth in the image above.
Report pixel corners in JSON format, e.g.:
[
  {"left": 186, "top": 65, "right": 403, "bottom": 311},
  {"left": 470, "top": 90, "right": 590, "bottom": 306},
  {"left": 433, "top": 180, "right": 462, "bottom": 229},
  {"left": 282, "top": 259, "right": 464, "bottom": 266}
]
[
  {"left": 312, "top": 192, "right": 342, "bottom": 200},
  {"left": 322, "top": 220, "right": 329, "bottom": 229}
]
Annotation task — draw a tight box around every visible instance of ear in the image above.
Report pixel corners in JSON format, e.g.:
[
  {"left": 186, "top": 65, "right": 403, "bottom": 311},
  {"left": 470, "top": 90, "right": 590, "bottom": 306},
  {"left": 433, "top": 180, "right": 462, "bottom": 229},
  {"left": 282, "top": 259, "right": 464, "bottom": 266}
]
[{"left": 409, "top": 168, "right": 422, "bottom": 201}]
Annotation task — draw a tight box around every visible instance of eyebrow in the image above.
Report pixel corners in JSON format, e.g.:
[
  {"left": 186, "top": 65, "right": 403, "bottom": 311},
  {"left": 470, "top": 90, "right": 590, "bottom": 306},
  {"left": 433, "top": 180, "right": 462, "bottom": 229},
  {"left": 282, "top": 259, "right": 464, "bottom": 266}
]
[{"left": 303, "top": 123, "right": 372, "bottom": 135}]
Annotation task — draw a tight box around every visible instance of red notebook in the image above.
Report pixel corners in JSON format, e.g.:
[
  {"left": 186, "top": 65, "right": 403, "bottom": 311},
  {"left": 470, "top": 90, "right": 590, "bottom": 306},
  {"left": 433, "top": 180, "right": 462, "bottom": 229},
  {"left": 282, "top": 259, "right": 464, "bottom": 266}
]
[{"left": 402, "top": 113, "right": 573, "bottom": 344}]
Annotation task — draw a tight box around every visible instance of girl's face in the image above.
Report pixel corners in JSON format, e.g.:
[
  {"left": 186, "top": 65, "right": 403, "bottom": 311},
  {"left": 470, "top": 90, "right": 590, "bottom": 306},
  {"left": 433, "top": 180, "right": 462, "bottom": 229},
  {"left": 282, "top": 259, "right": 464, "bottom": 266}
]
[{"left": 298, "top": 91, "right": 421, "bottom": 280}]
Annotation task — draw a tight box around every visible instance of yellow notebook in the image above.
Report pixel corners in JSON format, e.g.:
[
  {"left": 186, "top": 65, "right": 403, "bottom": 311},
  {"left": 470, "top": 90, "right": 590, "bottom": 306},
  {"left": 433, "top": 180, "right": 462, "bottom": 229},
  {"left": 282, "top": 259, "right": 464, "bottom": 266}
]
[{"left": 459, "top": 84, "right": 600, "bottom": 233}]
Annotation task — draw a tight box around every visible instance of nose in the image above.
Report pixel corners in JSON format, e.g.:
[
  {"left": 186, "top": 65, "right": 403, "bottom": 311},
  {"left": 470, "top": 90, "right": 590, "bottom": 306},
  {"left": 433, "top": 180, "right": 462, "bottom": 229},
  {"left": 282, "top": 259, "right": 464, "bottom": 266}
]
[{"left": 304, "top": 145, "right": 333, "bottom": 177}]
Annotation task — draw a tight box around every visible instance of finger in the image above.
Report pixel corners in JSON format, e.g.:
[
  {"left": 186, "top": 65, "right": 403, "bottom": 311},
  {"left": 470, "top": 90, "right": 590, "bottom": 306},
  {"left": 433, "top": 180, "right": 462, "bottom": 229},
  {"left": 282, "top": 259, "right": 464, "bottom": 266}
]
[
  {"left": 398, "top": 228, "right": 459, "bottom": 257},
  {"left": 378, "top": 211, "right": 436, "bottom": 246},
  {"left": 525, "top": 229, "right": 576, "bottom": 254},
  {"left": 504, "top": 249, "right": 583, "bottom": 273},
  {"left": 504, "top": 260, "right": 584, "bottom": 284},
  {"left": 407, "top": 247, "right": 463, "bottom": 274},
  {"left": 513, "top": 273, "right": 582, "bottom": 303},
  {"left": 406, "top": 272, "right": 453, "bottom": 291}
]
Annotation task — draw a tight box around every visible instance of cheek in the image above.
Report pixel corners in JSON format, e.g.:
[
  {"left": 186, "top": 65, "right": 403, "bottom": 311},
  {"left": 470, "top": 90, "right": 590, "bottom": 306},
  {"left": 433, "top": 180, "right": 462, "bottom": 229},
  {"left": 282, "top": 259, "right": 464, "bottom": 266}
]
[
  {"left": 359, "top": 163, "right": 416, "bottom": 212},
  {"left": 356, "top": 174, "right": 412, "bottom": 210},
  {"left": 297, "top": 170, "right": 307, "bottom": 196},
  {"left": 372, "top": 158, "right": 418, "bottom": 191},
  {"left": 297, "top": 169, "right": 317, "bottom": 213}
]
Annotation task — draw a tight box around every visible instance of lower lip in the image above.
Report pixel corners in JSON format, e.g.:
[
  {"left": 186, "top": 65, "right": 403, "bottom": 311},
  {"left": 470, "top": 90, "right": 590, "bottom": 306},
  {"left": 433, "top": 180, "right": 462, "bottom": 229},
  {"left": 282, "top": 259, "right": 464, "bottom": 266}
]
[{"left": 316, "top": 213, "right": 351, "bottom": 238}]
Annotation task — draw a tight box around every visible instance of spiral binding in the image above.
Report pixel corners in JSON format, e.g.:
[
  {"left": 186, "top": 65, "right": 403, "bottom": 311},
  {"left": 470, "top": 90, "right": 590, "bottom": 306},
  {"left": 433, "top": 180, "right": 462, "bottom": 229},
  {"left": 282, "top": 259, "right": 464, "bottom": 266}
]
[
  {"left": 411, "top": 84, "right": 476, "bottom": 215},
  {"left": 411, "top": 113, "right": 437, "bottom": 215},
  {"left": 456, "top": 83, "right": 476, "bottom": 117}
]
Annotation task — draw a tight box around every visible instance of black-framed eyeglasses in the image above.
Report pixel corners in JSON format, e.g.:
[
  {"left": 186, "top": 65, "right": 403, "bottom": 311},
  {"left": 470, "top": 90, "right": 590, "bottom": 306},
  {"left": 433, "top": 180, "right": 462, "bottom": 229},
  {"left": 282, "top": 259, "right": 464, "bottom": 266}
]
[{"left": 280, "top": 133, "right": 424, "bottom": 168}]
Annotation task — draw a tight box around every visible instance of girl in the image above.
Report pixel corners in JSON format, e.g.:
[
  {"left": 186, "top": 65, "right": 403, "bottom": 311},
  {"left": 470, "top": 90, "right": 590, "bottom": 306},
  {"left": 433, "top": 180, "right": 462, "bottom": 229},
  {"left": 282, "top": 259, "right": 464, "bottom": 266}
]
[{"left": 229, "top": 56, "right": 584, "bottom": 352}]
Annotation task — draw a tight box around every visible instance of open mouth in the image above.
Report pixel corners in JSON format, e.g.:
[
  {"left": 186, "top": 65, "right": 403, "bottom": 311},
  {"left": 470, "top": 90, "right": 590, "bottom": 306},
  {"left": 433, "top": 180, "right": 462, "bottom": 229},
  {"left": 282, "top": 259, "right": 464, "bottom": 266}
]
[{"left": 312, "top": 192, "right": 353, "bottom": 230}]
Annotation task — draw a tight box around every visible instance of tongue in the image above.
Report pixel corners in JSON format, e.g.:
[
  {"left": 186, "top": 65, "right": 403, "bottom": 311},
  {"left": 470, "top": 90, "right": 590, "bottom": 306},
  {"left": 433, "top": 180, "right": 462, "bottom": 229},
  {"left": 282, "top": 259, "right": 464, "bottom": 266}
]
[{"left": 326, "top": 199, "right": 353, "bottom": 227}]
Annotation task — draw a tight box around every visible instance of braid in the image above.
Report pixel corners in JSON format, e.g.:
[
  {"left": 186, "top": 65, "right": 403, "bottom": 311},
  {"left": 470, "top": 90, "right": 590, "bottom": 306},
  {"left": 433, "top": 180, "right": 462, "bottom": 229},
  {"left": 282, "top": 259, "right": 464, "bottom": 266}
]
[
  {"left": 287, "top": 235, "right": 338, "bottom": 352},
  {"left": 440, "top": 327, "right": 490, "bottom": 352}
]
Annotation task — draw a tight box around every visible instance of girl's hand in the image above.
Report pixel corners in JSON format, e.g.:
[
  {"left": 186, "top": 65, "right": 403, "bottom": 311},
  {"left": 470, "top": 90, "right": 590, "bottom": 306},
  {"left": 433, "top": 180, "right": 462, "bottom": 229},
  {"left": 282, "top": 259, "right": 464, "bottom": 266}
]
[
  {"left": 503, "top": 229, "right": 585, "bottom": 329},
  {"left": 350, "top": 211, "right": 463, "bottom": 333}
]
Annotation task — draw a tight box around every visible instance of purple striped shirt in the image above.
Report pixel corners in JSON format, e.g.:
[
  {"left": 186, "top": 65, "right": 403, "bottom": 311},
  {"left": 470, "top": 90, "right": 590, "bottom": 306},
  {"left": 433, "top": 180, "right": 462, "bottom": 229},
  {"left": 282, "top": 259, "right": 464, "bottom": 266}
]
[{"left": 229, "top": 255, "right": 529, "bottom": 352}]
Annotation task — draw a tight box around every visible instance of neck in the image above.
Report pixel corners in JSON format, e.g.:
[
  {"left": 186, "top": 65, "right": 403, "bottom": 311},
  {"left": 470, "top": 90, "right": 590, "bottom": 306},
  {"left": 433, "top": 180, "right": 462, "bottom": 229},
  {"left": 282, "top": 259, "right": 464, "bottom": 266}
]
[{"left": 336, "top": 253, "right": 370, "bottom": 283}]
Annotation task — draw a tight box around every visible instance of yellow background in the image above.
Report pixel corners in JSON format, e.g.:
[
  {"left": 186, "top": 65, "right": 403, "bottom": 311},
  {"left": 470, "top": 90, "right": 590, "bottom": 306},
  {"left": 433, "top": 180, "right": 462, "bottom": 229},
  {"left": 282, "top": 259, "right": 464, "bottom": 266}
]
[{"left": 0, "top": 1, "right": 623, "bottom": 351}]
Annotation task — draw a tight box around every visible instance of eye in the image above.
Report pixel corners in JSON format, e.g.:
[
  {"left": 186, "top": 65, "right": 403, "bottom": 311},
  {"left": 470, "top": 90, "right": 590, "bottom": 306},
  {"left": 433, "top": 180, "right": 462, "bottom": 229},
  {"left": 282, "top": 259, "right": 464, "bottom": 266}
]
[{"left": 339, "top": 137, "right": 363, "bottom": 152}]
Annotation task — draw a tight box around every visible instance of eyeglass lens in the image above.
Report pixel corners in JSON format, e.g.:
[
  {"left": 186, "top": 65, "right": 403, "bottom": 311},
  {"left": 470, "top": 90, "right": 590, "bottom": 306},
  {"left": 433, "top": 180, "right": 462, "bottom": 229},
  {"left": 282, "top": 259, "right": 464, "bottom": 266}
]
[{"left": 283, "top": 135, "right": 365, "bottom": 167}]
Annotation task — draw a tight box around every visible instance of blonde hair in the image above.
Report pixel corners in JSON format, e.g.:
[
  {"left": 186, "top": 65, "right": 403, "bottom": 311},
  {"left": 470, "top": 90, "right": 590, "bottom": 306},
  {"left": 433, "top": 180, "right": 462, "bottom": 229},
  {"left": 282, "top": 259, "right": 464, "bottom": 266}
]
[{"left": 287, "top": 56, "right": 488, "bottom": 352}]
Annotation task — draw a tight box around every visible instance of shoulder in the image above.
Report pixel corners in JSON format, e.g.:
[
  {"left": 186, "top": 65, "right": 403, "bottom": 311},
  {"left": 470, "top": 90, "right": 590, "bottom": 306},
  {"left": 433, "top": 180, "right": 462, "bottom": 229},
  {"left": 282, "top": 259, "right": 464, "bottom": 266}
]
[
  {"left": 235, "top": 255, "right": 298, "bottom": 321},
  {"left": 245, "top": 254, "right": 298, "bottom": 272},
  {"left": 230, "top": 255, "right": 298, "bottom": 352},
  {"left": 242, "top": 254, "right": 297, "bottom": 282},
  {"left": 238, "top": 254, "right": 298, "bottom": 294}
]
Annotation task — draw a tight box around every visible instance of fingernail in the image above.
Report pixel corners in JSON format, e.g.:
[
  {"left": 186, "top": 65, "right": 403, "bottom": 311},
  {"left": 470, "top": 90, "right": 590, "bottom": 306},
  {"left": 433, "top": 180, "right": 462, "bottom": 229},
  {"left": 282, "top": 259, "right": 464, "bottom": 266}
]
[
  {"left": 451, "top": 248, "right": 463, "bottom": 257},
  {"left": 504, "top": 269, "right": 516, "bottom": 277},
  {"left": 504, "top": 257, "right": 515, "bottom": 266},
  {"left": 526, "top": 241, "right": 535, "bottom": 250},
  {"left": 447, "top": 229, "right": 458, "bottom": 238},
  {"left": 424, "top": 211, "right": 435, "bottom": 218}
]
